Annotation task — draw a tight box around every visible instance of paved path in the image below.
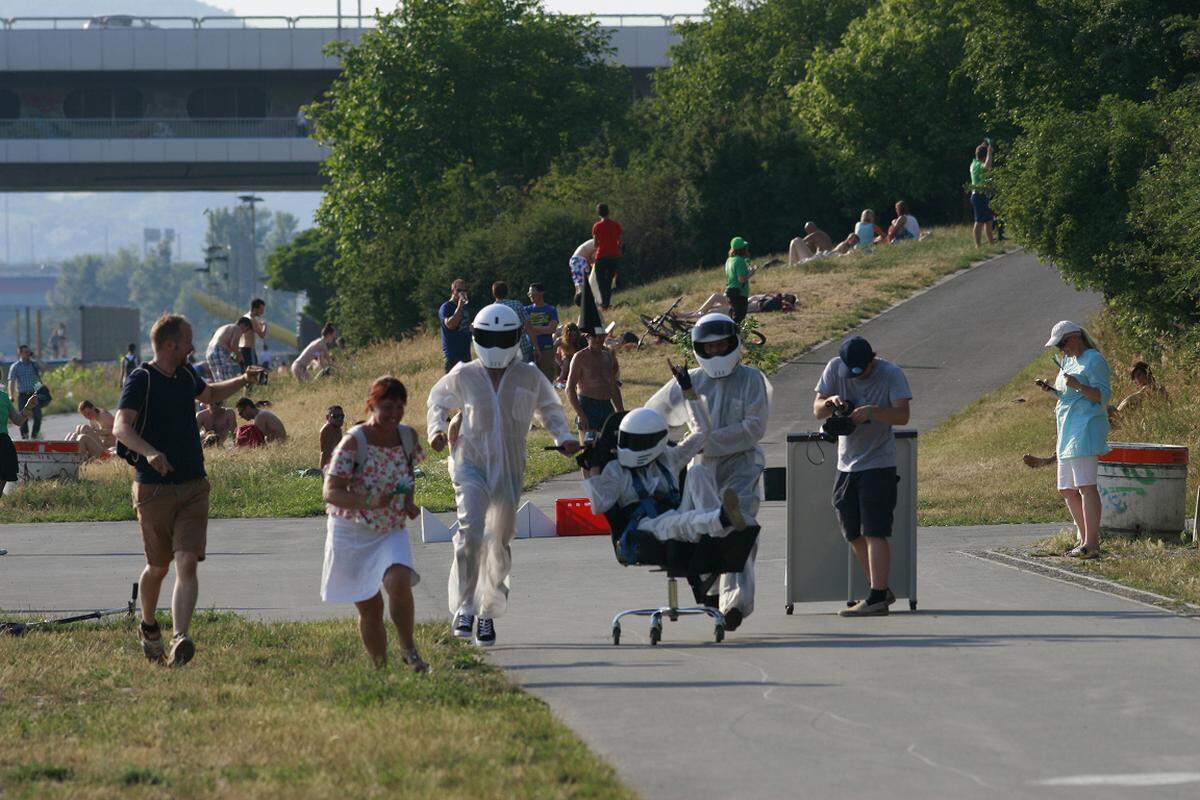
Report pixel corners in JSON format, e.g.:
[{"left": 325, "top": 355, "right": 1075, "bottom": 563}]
[{"left": 14, "top": 252, "right": 1200, "bottom": 798}]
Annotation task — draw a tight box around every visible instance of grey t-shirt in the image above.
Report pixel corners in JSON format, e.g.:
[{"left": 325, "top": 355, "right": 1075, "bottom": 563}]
[{"left": 815, "top": 357, "right": 912, "bottom": 472}]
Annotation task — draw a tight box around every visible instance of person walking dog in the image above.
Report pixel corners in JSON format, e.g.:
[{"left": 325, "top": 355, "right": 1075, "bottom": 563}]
[{"left": 115, "top": 314, "right": 265, "bottom": 666}]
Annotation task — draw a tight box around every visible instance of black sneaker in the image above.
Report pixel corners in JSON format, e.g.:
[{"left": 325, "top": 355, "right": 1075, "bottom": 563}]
[
  {"left": 452, "top": 612, "right": 474, "bottom": 639},
  {"left": 475, "top": 617, "right": 496, "bottom": 647},
  {"left": 723, "top": 608, "right": 744, "bottom": 632}
]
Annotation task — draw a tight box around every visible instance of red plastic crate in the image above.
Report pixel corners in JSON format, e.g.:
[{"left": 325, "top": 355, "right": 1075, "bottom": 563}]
[{"left": 555, "top": 498, "right": 611, "bottom": 536}]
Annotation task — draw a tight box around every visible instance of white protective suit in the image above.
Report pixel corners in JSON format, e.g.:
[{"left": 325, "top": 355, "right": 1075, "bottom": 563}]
[
  {"left": 583, "top": 393, "right": 730, "bottom": 543},
  {"left": 427, "top": 359, "right": 573, "bottom": 618},
  {"left": 647, "top": 364, "right": 771, "bottom": 615}
]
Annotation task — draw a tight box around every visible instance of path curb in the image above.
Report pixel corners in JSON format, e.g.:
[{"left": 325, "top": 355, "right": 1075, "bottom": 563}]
[{"left": 961, "top": 548, "right": 1200, "bottom": 618}]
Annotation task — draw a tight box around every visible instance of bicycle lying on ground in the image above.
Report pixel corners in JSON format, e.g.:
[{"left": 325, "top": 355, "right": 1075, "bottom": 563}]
[{"left": 638, "top": 296, "right": 767, "bottom": 349}]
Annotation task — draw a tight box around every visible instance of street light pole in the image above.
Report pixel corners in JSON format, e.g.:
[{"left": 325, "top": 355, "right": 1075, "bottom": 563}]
[{"left": 237, "top": 194, "right": 263, "bottom": 303}]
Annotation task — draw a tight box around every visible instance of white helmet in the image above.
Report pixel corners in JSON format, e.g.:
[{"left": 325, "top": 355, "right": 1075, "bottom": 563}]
[
  {"left": 472, "top": 303, "right": 522, "bottom": 369},
  {"left": 691, "top": 313, "right": 741, "bottom": 379},
  {"left": 617, "top": 408, "right": 669, "bottom": 468}
]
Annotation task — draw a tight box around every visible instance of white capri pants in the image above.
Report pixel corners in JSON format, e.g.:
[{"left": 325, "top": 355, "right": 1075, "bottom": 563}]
[{"left": 1057, "top": 456, "right": 1098, "bottom": 490}]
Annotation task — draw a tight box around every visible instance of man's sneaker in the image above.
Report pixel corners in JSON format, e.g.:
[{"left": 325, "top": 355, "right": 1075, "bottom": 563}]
[
  {"left": 452, "top": 612, "right": 474, "bottom": 639},
  {"left": 168, "top": 633, "right": 195, "bottom": 667},
  {"left": 138, "top": 622, "right": 165, "bottom": 664},
  {"left": 0, "top": 548, "right": 7, "bottom": 556},
  {"left": 718, "top": 489, "right": 748, "bottom": 531},
  {"left": 839, "top": 598, "right": 889, "bottom": 617},
  {"left": 401, "top": 649, "right": 430, "bottom": 674},
  {"left": 475, "top": 617, "right": 496, "bottom": 647}
]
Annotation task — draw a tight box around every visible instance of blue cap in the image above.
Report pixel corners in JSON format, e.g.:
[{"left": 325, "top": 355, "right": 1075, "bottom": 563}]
[{"left": 837, "top": 336, "right": 875, "bottom": 377}]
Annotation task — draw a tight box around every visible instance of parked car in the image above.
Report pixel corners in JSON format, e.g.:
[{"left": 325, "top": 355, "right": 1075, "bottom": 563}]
[{"left": 84, "top": 16, "right": 157, "bottom": 29}]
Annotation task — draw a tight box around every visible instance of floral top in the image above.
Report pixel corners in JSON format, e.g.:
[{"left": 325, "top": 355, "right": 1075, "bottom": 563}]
[{"left": 326, "top": 436, "right": 425, "bottom": 533}]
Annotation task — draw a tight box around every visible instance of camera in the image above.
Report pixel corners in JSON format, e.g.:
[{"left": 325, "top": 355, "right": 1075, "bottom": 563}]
[{"left": 821, "top": 400, "right": 857, "bottom": 441}]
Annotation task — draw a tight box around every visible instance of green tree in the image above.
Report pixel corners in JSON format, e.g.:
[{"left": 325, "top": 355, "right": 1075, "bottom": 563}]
[
  {"left": 963, "top": 0, "right": 1198, "bottom": 125},
  {"left": 793, "top": 0, "right": 987, "bottom": 218},
  {"left": 310, "top": 0, "right": 629, "bottom": 341},
  {"left": 265, "top": 227, "right": 337, "bottom": 322},
  {"left": 640, "top": 0, "right": 870, "bottom": 255}
]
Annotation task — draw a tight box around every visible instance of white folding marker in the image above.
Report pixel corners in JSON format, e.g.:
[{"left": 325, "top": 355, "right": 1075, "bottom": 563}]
[
  {"left": 419, "top": 508, "right": 458, "bottom": 544},
  {"left": 516, "top": 501, "right": 557, "bottom": 539}
]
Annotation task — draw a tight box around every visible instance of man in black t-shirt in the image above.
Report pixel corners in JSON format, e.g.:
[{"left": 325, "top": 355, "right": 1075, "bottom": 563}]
[{"left": 116, "top": 314, "right": 265, "bottom": 667}]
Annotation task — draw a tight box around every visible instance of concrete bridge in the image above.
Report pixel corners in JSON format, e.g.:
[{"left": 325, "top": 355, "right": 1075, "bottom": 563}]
[{"left": 0, "top": 15, "right": 693, "bottom": 191}]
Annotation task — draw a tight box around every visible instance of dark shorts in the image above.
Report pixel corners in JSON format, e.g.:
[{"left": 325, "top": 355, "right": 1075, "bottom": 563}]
[
  {"left": 577, "top": 394, "right": 614, "bottom": 432},
  {"left": 970, "top": 191, "right": 994, "bottom": 223},
  {"left": 240, "top": 346, "right": 257, "bottom": 367},
  {"left": 0, "top": 433, "right": 18, "bottom": 482},
  {"left": 443, "top": 353, "right": 469, "bottom": 374},
  {"left": 833, "top": 467, "right": 898, "bottom": 541}
]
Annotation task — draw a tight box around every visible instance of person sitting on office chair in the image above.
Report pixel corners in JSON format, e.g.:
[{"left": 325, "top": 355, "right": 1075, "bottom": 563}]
[{"left": 580, "top": 360, "right": 752, "bottom": 552}]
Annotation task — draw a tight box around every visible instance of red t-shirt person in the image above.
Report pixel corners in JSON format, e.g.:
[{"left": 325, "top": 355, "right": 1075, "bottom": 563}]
[{"left": 592, "top": 217, "right": 622, "bottom": 260}]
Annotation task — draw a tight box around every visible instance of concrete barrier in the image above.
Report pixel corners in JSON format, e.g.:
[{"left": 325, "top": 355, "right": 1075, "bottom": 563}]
[{"left": 1098, "top": 442, "right": 1189, "bottom": 534}]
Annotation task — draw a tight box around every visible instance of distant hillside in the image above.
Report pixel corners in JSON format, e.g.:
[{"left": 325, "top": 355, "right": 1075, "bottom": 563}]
[{"left": 3, "top": 1, "right": 231, "bottom": 18}]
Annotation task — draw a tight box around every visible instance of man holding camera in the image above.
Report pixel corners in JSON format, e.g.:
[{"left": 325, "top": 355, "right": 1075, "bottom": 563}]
[{"left": 813, "top": 336, "right": 911, "bottom": 617}]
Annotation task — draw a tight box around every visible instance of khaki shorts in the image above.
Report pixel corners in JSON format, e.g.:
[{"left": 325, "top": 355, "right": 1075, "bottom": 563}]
[{"left": 133, "top": 478, "right": 211, "bottom": 567}]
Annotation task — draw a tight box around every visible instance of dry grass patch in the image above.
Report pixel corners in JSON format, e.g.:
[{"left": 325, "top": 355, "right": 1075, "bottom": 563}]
[
  {"left": 1029, "top": 529, "right": 1200, "bottom": 606},
  {"left": 0, "top": 613, "right": 635, "bottom": 800},
  {"left": 2, "top": 227, "right": 1004, "bottom": 523},
  {"left": 920, "top": 313, "right": 1200, "bottom": 525}
]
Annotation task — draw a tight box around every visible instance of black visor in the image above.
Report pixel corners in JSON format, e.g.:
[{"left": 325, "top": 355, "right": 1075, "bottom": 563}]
[
  {"left": 693, "top": 335, "right": 737, "bottom": 359},
  {"left": 473, "top": 327, "right": 521, "bottom": 349},
  {"left": 618, "top": 428, "right": 667, "bottom": 452},
  {"left": 692, "top": 318, "right": 738, "bottom": 354}
]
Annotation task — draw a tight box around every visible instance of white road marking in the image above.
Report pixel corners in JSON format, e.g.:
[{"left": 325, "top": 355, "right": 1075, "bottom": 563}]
[{"left": 1033, "top": 772, "right": 1200, "bottom": 787}]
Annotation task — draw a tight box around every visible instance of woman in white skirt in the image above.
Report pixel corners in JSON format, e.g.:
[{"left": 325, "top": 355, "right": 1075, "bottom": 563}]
[{"left": 322, "top": 376, "right": 427, "bottom": 671}]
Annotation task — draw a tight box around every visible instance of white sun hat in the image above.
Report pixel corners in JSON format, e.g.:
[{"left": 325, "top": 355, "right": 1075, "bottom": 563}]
[{"left": 1044, "top": 320, "right": 1084, "bottom": 347}]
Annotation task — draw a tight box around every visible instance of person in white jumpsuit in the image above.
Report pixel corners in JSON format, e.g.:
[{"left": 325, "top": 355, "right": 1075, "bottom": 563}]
[
  {"left": 583, "top": 361, "right": 751, "bottom": 545},
  {"left": 427, "top": 303, "right": 578, "bottom": 647},
  {"left": 647, "top": 314, "right": 771, "bottom": 630}
]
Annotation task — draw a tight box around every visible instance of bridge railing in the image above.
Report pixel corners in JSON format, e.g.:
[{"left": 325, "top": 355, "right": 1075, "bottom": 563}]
[
  {"left": 0, "top": 118, "right": 306, "bottom": 140},
  {"left": 1, "top": 14, "right": 706, "bottom": 31}
]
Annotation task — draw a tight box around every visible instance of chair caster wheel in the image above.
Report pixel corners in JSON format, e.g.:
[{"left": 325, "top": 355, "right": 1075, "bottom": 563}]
[
  {"left": 785, "top": 603, "right": 794, "bottom": 615},
  {"left": 649, "top": 625, "right": 661, "bottom": 646},
  {"left": 612, "top": 625, "right": 621, "bottom": 645},
  {"left": 714, "top": 624, "right": 724, "bottom": 643}
]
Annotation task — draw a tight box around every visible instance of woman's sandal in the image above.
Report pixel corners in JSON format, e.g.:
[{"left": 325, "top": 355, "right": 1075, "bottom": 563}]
[
  {"left": 401, "top": 649, "right": 429, "bottom": 674},
  {"left": 1067, "top": 545, "right": 1098, "bottom": 560}
]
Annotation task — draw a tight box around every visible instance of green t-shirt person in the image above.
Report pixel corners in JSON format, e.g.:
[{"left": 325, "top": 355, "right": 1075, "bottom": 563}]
[
  {"left": 970, "top": 158, "right": 986, "bottom": 189},
  {"left": 0, "top": 389, "right": 12, "bottom": 431},
  {"left": 725, "top": 237, "right": 750, "bottom": 294}
]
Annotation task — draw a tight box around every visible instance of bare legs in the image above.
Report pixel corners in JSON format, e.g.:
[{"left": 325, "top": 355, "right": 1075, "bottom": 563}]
[
  {"left": 849, "top": 536, "right": 891, "bottom": 590},
  {"left": 973, "top": 220, "right": 995, "bottom": 247},
  {"left": 138, "top": 550, "right": 199, "bottom": 637},
  {"left": 353, "top": 564, "right": 417, "bottom": 667},
  {"left": 1060, "top": 485, "right": 1101, "bottom": 551}
]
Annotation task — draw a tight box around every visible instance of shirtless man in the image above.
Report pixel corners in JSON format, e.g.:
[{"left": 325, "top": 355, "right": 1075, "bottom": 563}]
[
  {"left": 238, "top": 298, "right": 268, "bottom": 367},
  {"left": 569, "top": 238, "right": 596, "bottom": 305},
  {"left": 320, "top": 405, "right": 345, "bottom": 470},
  {"left": 206, "top": 317, "right": 253, "bottom": 381},
  {"left": 68, "top": 400, "right": 116, "bottom": 459},
  {"left": 789, "top": 222, "right": 835, "bottom": 265},
  {"left": 565, "top": 329, "right": 624, "bottom": 436},
  {"left": 292, "top": 323, "right": 337, "bottom": 382},
  {"left": 235, "top": 397, "right": 287, "bottom": 443},
  {"left": 196, "top": 400, "right": 237, "bottom": 447}
]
